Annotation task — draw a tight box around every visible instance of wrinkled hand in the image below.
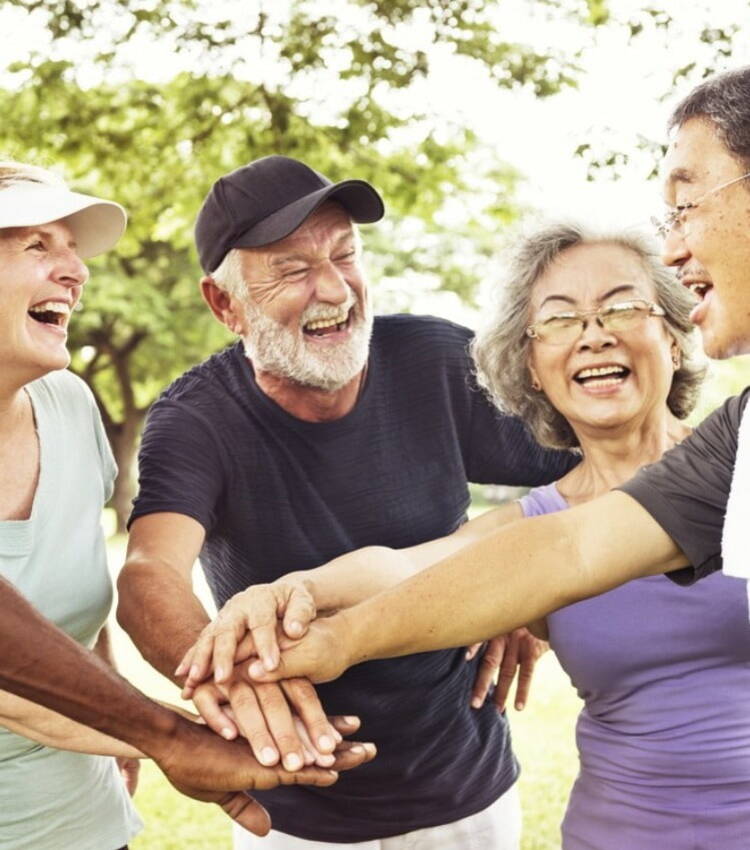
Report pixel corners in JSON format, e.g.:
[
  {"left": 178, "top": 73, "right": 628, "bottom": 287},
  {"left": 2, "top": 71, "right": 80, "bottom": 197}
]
[
  {"left": 157, "top": 715, "right": 376, "bottom": 836},
  {"left": 176, "top": 579, "right": 316, "bottom": 695},
  {"left": 116, "top": 755, "right": 140, "bottom": 796},
  {"left": 190, "top": 658, "right": 344, "bottom": 771},
  {"left": 246, "top": 614, "right": 354, "bottom": 686},
  {"left": 468, "top": 628, "right": 548, "bottom": 712}
]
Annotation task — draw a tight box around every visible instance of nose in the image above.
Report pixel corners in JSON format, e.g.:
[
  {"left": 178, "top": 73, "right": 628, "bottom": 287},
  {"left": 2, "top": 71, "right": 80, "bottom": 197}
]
[
  {"left": 51, "top": 246, "right": 89, "bottom": 290},
  {"left": 660, "top": 227, "right": 690, "bottom": 270},
  {"left": 576, "top": 317, "right": 616, "bottom": 353},
  {"left": 312, "top": 260, "right": 349, "bottom": 305}
]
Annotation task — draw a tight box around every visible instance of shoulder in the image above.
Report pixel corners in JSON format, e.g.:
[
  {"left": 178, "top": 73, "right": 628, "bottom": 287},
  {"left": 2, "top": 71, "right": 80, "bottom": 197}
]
[
  {"left": 27, "top": 369, "right": 97, "bottom": 421},
  {"left": 374, "top": 314, "right": 473, "bottom": 345},
  {"left": 159, "top": 343, "right": 242, "bottom": 404},
  {"left": 372, "top": 314, "right": 474, "bottom": 369}
]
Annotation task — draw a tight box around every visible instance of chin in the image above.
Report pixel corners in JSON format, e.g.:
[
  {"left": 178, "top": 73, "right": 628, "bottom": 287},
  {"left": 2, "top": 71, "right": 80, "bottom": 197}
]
[{"left": 699, "top": 327, "right": 750, "bottom": 360}]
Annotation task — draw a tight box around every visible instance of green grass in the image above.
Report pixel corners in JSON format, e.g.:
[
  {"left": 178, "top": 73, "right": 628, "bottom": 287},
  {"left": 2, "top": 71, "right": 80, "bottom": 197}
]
[{"left": 125, "top": 654, "right": 581, "bottom": 849}]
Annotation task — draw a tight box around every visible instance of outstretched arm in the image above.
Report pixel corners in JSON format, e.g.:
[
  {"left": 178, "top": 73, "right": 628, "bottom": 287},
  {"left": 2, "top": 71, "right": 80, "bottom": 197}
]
[
  {"left": 247, "top": 491, "right": 686, "bottom": 684},
  {"left": 178, "top": 503, "right": 524, "bottom": 689},
  {"left": 0, "top": 575, "right": 375, "bottom": 833}
]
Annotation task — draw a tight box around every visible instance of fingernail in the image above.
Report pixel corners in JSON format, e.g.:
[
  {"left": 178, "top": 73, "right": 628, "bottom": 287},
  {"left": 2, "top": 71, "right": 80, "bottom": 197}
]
[
  {"left": 284, "top": 753, "right": 303, "bottom": 771},
  {"left": 350, "top": 744, "right": 364, "bottom": 753},
  {"left": 343, "top": 716, "right": 358, "bottom": 726},
  {"left": 471, "top": 697, "right": 481, "bottom": 709},
  {"left": 516, "top": 701, "right": 525, "bottom": 711},
  {"left": 289, "top": 620, "right": 303, "bottom": 636},
  {"left": 248, "top": 660, "right": 265, "bottom": 678},
  {"left": 221, "top": 728, "right": 234, "bottom": 740},
  {"left": 318, "top": 734, "right": 334, "bottom": 751},
  {"left": 263, "top": 654, "right": 277, "bottom": 672},
  {"left": 316, "top": 753, "right": 335, "bottom": 767},
  {"left": 189, "top": 664, "right": 200, "bottom": 680},
  {"left": 174, "top": 662, "right": 185, "bottom": 676},
  {"left": 215, "top": 666, "right": 226, "bottom": 682},
  {"left": 332, "top": 728, "right": 343, "bottom": 743},
  {"left": 260, "top": 747, "right": 278, "bottom": 765}
]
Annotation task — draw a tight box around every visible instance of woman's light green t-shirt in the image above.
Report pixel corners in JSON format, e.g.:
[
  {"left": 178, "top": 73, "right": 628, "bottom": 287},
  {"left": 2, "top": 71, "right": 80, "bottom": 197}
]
[{"left": 0, "top": 369, "right": 142, "bottom": 850}]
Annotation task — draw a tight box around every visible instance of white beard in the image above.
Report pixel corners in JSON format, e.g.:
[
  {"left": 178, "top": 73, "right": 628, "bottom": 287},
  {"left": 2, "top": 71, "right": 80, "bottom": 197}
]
[{"left": 242, "top": 291, "right": 372, "bottom": 392}]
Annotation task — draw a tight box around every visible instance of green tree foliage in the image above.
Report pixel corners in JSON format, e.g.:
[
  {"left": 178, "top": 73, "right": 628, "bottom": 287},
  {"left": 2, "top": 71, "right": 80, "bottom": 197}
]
[{"left": 1, "top": 0, "right": 604, "bottom": 527}]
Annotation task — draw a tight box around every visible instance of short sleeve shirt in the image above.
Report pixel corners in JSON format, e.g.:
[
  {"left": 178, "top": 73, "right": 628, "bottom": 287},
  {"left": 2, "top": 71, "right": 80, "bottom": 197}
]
[
  {"left": 131, "top": 314, "right": 575, "bottom": 842},
  {"left": 619, "top": 389, "right": 750, "bottom": 584}
]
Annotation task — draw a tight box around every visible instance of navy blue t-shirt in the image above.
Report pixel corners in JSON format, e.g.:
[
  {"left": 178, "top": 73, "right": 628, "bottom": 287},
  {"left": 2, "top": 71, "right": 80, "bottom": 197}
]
[{"left": 131, "top": 314, "right": 574, "bottom": 842}]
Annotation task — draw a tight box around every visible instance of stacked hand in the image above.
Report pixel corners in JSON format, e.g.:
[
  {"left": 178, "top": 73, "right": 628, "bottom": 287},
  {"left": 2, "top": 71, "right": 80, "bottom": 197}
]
[{"left": 174, "top": 580, "right": 360, "bottom": 774}]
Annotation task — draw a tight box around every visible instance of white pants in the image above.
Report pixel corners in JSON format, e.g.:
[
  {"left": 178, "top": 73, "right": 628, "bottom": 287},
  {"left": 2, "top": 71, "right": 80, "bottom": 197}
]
[{"left": 233, "top": 783, "right": 521, "bottom": 850}]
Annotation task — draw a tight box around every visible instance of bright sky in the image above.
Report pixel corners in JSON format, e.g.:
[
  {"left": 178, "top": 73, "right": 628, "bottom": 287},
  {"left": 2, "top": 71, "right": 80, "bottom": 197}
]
[{"left": 2, "top": 0, "right": 749, "bottom": 327}]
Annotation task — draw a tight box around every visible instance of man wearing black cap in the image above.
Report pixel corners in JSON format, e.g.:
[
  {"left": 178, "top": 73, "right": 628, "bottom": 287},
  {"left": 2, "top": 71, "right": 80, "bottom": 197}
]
[{"left": 118, "top": 155, "right": 574, "bottom": 848}]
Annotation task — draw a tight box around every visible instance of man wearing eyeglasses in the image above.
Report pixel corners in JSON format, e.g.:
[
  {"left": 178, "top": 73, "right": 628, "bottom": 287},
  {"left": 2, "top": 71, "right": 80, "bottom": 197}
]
[{"left": 242, "top": 66, "right": 750, "bottom": 700}]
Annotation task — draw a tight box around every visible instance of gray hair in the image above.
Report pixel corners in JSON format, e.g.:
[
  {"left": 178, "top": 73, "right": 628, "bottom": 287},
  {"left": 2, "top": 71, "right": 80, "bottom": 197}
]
[
  {"left": 669, "top": 65, "right": 750, "bottom": 172},
  {"left": 472, "top": 223, "right": 706, "bottom": 449},
  {"left": 211, "top": 248, "right": 247, "bottom": 299}
]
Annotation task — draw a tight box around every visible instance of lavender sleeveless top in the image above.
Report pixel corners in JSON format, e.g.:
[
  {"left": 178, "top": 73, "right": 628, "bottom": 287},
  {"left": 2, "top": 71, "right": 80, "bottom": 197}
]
[{"left": 521, "top": 482, "right": 750, "bottom": 849}]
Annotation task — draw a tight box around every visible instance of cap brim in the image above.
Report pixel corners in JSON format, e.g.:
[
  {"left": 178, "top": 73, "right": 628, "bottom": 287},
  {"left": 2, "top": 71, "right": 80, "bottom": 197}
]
[
  {"left": 231, "top": 179, "right": 384, "bottom": 252},
  {"left": 0, "top": 184, "right": 127, "bottom": 259}
]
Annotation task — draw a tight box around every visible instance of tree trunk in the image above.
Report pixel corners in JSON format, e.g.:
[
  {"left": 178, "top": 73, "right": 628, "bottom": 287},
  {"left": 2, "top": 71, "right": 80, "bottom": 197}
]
[{"left": 107, "top": 411, "right": 146, "bottom": 535}]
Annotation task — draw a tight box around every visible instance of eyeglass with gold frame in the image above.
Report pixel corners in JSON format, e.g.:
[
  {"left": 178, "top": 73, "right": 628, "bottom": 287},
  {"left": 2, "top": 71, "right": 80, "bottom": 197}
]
[{"left": 525, "top": 299, "right": 666, "bottom": 345}]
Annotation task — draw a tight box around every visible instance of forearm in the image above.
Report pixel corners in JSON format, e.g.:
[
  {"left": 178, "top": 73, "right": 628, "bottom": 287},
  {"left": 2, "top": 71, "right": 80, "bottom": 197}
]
[
  {"left": 286, "top": 546, "right": 418, "bottom": 611},
  {"left": 0, "top": 690, "right": 143, "bottom": 757},
  {"left": 0, "top": 577, "right": 180, "bottom": 759},
  {"left": 287, "top": 504, "right": 523, "bottom": 611},
  {"left": 341, "top": 493, "right": 682, "bottom": 664},
  {"left": 117, "top": 557, "right": 211, "bottom": 681}
]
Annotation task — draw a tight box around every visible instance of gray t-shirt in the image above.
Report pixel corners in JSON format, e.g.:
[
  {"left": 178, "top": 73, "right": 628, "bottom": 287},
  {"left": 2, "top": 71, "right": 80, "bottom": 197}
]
[
  {"left": 0, "top": 370, "right": 142, "bottom": 850},
  {"left": 619, "top": 388, "right": 750, "bottom": 585}
]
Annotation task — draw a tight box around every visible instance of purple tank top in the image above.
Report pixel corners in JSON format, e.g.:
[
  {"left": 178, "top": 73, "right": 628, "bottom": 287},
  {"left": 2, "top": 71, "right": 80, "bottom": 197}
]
[{"left": 521, "top": 482, "right": 750, "bottom": 849}]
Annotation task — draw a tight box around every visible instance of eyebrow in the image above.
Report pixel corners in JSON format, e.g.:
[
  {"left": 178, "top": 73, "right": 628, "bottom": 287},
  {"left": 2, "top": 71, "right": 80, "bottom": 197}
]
[
  {"left": 539, "top": 284, "right": 638, "bottom": 309},
  {"left": 5, "top": 226, "right": 77, "bottom": 249},
  {"left": 269, "top": 232, "right": 356, "bottom": 267},
  {"left": 665, "top": 167, "right": 695, "bottom": 187}
]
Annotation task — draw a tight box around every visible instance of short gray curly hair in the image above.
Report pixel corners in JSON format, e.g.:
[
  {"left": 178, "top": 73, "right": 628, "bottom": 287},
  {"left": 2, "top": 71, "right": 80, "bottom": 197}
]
[{"left": 472, "top": 223, "right": 705, "bottom": 449}]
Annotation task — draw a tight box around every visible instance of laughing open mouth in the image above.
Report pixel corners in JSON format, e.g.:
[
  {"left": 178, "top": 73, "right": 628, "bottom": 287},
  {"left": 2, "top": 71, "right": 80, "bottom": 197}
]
[
  {"left": 574, "top": 365, "right": 630, "bottom": 387},
  {"left": 28, "top": 301, "right": 70, "bottom": 328},
  {"left": 686, "top": 281, "right": 713, "bottom": 301},
  {"left": 303, "top": 308, "right": 351, "bottom": 337}
]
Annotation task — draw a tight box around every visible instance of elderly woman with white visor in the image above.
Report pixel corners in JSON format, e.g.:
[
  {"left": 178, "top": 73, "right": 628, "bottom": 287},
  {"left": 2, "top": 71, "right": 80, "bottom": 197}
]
[{"left": 0, "top": 161, "right": 147, "bottom": 850}]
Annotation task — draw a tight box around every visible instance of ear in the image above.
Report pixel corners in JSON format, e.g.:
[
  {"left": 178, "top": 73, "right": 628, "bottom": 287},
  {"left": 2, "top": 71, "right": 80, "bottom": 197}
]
[
  {"left": 528, "top": 362, "right": 543, "bottom": 392},
  {"left": 669, "top": 336, "right": 681, "bottom": 370},
  {"left": 200, "top": 276, "right": 246, "bottom": 334}
]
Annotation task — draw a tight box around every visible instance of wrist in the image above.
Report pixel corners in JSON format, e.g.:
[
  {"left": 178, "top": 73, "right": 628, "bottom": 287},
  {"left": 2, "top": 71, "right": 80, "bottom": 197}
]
[
  {"left": 128, "top": 699, "right": 183, "bottom": 761},
  {"left": 334, "top": 606, "right": 367, "bottom": 669}
]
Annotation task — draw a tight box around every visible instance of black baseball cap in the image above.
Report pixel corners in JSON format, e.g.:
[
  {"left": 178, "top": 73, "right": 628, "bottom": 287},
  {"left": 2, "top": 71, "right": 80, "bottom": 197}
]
[{"left": 195, "top": 155, "right": 385, "bottom": 273}]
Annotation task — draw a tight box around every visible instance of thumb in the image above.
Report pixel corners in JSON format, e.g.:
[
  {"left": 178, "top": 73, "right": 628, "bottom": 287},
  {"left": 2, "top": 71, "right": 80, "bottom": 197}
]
[{"left": 217, "top": 792, "right": 272, "bottom": 836}]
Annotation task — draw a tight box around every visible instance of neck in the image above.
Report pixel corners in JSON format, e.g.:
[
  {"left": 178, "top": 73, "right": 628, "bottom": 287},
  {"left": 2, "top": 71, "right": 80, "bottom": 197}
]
[
  {"left": 558, "top": 409, "right": 691, "bottom": 504},
  {"left": 253, "top": 366, "right": 366, "bottom": 422},
  {"left": 0, "top": 377, "right": 32, "bottom": 435}
]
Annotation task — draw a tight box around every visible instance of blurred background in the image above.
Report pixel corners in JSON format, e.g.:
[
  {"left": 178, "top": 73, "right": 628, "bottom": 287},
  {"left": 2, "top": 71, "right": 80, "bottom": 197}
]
[{"left": 3, "top": 1, "right": 750, "bottom": 846}]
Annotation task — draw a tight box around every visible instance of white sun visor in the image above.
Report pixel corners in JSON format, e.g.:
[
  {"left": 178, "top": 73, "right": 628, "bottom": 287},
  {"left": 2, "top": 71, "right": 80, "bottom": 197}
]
[{"left": 0, "top": 182, "right": 127, "bottom": 259}]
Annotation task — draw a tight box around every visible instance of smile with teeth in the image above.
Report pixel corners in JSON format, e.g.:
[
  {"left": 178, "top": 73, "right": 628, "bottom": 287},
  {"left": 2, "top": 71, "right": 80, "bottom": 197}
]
[
  {"left": 574, "top": 365, "right": 630, "bottom": 387},
  {"left": 686, "top": 281, "right": 712, "bottom": 300},
  {"left": 303, "top": 308, "right": 351, "bottom": 336},
  {"left": 28, "top": 301, "right": 71, "bottom": 327}
]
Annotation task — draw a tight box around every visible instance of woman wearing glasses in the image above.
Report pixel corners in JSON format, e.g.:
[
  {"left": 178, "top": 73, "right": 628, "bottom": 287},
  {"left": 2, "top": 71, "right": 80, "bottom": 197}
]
[
  {"left": 181, "top": 222, "right": 750, "bottom": 848},
  {"left": 470, "top": 223, "right": 750, "bottom": 847}
]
